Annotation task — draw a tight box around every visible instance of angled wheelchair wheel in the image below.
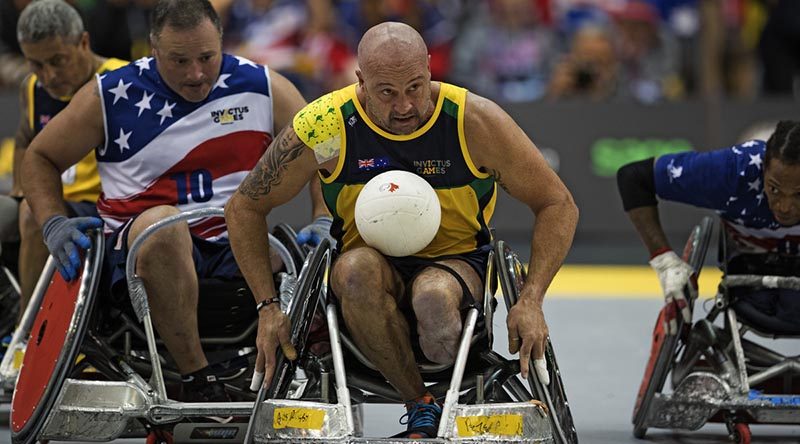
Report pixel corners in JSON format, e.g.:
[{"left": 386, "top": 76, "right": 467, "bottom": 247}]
[
  {"left": 268, "top": 238, "right": 331, "bottom": 399},
  {"left": 10, "top": 230, "right": 103, "bottom": 444},
  {"left": 631, "top": 216, "right": 714, "bottom": 438},
  {"left": 494, "top": 240, "right": 578, "bottom": 444},
  {"left": 244, "top": 239, "right": 331, "bottom": 444}
]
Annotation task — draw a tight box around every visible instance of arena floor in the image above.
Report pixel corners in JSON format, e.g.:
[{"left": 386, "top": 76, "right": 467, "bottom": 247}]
[{"left": 1, "top": 266, "right": 798, "bottom": 443}]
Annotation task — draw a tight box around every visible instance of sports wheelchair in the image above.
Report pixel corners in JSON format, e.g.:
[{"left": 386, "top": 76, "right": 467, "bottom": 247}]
[
  {"left": 241, "top": 238, "right": 578, "bottom": 443},
  {"left": 4, "top": 208, "right": 305, "bottom": 444},
  {"left": 633, "top": 216, "right": 800, "bottom": 443}
]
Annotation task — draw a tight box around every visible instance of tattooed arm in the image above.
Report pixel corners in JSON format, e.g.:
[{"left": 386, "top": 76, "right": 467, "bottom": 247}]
[
  {"left": 225, "top": 125, "right": 321, "bottom": 385},
  {"left": 226, "top": 126, "right": 319, "bottom": 301},
  {"left": 464, "top": 92, "right": 578, "bottom": 378}
]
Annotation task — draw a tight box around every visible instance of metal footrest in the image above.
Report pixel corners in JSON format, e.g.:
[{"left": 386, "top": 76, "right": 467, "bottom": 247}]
[
  {"left": 251, "top": 399, "right": 551, "bottom": 443},
  {"left": 40, "top": 379, "right": 150, "bottom": 441},
  {"left": 645, "top": 372, "right": 800, "bottom": 430}
]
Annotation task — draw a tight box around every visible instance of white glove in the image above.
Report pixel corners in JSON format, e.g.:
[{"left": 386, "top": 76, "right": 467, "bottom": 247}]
[{"left": 649, "top": 250, "right": 695, "bottom": 335}]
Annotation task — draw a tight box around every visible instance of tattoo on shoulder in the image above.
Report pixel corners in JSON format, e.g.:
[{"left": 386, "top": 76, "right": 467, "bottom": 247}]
[
  {"left": 239, "top": 127, "right": 306, "bottom": 200},
  {"left": 491, "top": 169, "right": 510, "bottom": 193}
]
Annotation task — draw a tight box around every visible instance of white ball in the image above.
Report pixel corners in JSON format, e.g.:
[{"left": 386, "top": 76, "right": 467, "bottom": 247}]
[{"left": 354, "top": 170, "right": 441, "bottom": 257}]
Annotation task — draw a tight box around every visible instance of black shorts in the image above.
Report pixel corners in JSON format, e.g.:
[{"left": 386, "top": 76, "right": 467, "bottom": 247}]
[
  {"left": 101, "top": 219, "right": 241, "bottom": 303},
  {"left": 387, "top": 244, "right": 492, "bottom": 289},
  {"left": 384, "top": 244, "right": 493, "bottom": 317}
]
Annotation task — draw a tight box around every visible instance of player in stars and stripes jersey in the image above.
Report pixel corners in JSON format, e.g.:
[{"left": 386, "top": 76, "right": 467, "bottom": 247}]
[
  {"left": 617, "top": 120, "right": 800, "bottom": 334},
  {"left": 20, "top": 0, "right": 326, "bottom": 402}
]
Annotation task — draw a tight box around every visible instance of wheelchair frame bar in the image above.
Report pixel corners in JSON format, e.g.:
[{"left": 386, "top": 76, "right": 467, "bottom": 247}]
[
  {"left": 2, "top": 264, "right": 20, "bottom": 295},
  {"left": 437, "top": 307, "right": 479, "bottom": 438},
  {"left": 722, "top": 275, "right": 800, "bottom": 291},
  {"left": 0, "top": 257, "right": 54, "bottom": 380},
  {"left": 124, "top": 207, "right": 297, "bottom": 403},
  {"left": 726, "top": 308, "right": 751, "bottom": 394},
  {"left": 327, "top": 304, "right": 355, "bottom": 434}
]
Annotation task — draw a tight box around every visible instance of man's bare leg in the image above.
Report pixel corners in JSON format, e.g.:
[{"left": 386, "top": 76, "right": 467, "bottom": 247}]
[
  {"left": 411, "top": 259, "right": 482, "bottom": 365},
  {"left": 330, "top": 247, "right": 425, "bottom": 400},
  {"left": 127, "top": 205, "right": 206, "bottom": 374},
  {"left": 18, "top": 199, "right": 49, "bottom": 322}
]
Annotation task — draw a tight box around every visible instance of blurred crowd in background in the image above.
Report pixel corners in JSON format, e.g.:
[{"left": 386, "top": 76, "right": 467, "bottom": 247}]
[{"left": 1, "top": 0, "right": 800, "bottom": 104}]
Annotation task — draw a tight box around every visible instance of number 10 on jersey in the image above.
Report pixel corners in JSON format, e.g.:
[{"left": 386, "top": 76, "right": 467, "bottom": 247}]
[{"left": 170, "top": 169, "right": 214, "bottom": 204}]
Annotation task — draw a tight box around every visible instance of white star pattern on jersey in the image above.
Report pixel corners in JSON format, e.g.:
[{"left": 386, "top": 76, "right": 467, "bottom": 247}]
[
  {"left": 748, "top": 153, "right": 762, "bottom": 169},
  {"left": 109, "top": 79, "right": 131, "bottom": 104},
  {"left": 114, "top": 128, "right": 131, "bottom": 152},
  {"left": 135, "top": 57, "right": 152, "bottom": 75},
  {"left": 235, "top": 56, "right": 257, "bottom": 68},
  {"left": 747, "top": 177, "right": 761, "bottom": 192},
  {"left": 96, "top": 54, "right": 275, "bottom": 240},
  {"left": 134, "top": 91, "right": 153, "bottom": 117},
  {"left": 157, "top": 100, "right": 175, "bottom": 125},
  {"left": 212, "top": 73, "right": 231, "bottom": 91},
  {"left": 667, "top": 159, "right": 683, "bottom": 182}
]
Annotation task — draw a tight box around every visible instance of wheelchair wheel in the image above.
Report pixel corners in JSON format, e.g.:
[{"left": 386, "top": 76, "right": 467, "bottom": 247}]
[
  {"left": 10, "top": 231, "right": 103, "bottom": 444},
  {"left": 271, "top": 223, "right": 306, "bottom": 273},
  {"left": 631, "top": 216, "right": 714, "bottom": 438},
  {"left": 0, "top": 266, "right": 20, "bottom": 338},
  {"left": 494, "top": 240, "right": 578, "bottom": 444},
  {"left": 244, "top": 239, "right": 332, "bottom": 444},
  {"left": 267, "top": 238, "right": 331, "bottom": 398}
]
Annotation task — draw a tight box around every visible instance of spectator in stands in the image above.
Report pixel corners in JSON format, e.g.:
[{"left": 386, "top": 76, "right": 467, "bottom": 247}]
[
  {"left": 212, "top": 0, "right": 354, "bottom": 98},
  {"left": 759, "top": 0, "right": 800, "bottom": 96},
  {"left": 609, "top": 0, "right": 683, "bottom": 102},
  {"left": 336, "top": 0, "right": 459, "bottom": 81},
  {"left": 0, "top": 0, "right": 31, "bottom": 89},
  {"left": 547, "top": 25, "right": 618, "bottom": 100},
  {"left": 450, "top": 0, "right": 556, "bottom": 102}
]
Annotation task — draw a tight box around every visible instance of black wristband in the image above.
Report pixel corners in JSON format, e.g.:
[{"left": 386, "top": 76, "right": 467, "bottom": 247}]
[{"left": 256, "top": 297, "right": 281, "bottom": 313}]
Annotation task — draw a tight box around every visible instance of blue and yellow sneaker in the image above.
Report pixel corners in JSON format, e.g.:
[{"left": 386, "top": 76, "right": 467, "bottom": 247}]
[{"left": 393, "top": 392, "right": 442, "bottom": 439}]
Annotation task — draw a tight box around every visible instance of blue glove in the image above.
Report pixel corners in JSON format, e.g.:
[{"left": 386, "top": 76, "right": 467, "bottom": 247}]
[
  {"left": 42, "top": 215, "right": 103, "bottom": 281},
  {"left": 296, "top": 216, "right": 334, "bottom": 247}
]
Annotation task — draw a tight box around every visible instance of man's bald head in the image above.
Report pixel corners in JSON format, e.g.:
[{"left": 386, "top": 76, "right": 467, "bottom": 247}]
[{"left": 357, "top": 22, "right": 428, "bottom": 75}]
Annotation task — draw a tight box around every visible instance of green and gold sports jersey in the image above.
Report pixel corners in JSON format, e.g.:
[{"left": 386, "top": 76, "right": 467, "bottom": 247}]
[{"left": 293, "top": 83, "right": 496, "bottom": 258}]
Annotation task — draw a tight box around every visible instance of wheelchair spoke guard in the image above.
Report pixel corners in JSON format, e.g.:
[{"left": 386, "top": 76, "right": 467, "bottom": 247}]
[{"left": 10, "top": 231, "right": 103, "bottom": 444}]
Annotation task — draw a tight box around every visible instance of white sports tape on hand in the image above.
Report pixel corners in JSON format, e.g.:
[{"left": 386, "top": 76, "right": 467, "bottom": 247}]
[
  {"left": 534, "top": 359, "right": 549, "bottom": 386},
  {"left": 250, "top": 370, "right": 265, "bottom": 392}
]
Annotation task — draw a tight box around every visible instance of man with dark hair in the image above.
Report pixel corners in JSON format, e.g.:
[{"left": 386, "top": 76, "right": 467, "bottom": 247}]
[
  {"left": 617, "top": 120, "right": 800, "bottom": 334},
  {"left": 6, "top": 0, "right": 127, "bottom": 324},
  {"left": 20, "top": 0, "right": 325, "bottom": 401},
  {"left": 226, "top": 22, "right": 578, "bottom": 438}
]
